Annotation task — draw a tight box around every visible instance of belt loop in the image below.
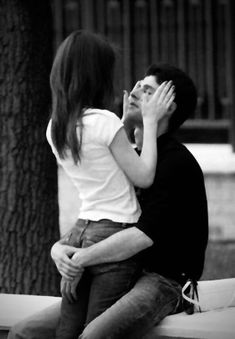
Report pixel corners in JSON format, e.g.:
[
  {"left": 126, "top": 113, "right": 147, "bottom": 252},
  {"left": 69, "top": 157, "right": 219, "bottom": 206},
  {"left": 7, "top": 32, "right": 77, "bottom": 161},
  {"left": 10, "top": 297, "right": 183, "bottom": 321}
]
[{"left": 85, "top": 219, "right": 89, "bottom": 225}]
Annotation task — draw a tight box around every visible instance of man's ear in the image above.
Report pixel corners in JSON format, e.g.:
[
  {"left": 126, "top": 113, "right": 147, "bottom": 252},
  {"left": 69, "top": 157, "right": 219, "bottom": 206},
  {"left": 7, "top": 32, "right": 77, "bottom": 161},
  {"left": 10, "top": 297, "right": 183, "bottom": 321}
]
[{"left": 167, "top": 102, "right": 177, "bottom": 116}]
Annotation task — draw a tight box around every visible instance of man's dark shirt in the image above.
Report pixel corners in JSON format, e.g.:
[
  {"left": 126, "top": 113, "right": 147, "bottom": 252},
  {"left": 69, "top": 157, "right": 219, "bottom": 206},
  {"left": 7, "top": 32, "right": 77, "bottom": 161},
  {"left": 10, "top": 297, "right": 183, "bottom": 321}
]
[{"left": 137, "top": 133, "right": 208, "bottom": 286}]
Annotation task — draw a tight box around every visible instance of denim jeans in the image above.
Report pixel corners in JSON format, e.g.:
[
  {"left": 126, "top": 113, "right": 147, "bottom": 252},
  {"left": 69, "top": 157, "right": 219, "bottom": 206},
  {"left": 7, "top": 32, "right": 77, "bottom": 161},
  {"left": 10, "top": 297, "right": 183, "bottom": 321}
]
[
  {"left": 7, "top": 271, "right": 182, "bottom": 339},
  {"left": 56, "top": 219, "right": 141, "bottom": 339},
  {"left": 79, "top": 271, "right": 182, "bottom": 339}
]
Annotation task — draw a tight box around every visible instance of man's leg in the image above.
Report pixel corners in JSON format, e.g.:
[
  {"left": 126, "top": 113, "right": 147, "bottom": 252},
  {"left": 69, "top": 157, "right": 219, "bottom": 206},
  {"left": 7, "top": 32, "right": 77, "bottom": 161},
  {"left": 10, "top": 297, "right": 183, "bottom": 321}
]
[
  {"left": 7, "top": 301, "right": 61, "bottom": 339},
  {"left": 80, "top": 272, "right": 182, "bottom": 339}
]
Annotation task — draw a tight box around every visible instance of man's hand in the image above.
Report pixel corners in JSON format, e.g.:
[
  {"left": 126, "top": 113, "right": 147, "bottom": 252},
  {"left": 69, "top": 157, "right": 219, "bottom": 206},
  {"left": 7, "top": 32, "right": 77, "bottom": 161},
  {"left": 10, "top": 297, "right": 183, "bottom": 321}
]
[
  {"left": 51, "top": 242, "right": 82, "bottom": 280},
  {"left": 60, "top": 271, "right": 84, "bottom": 303}
]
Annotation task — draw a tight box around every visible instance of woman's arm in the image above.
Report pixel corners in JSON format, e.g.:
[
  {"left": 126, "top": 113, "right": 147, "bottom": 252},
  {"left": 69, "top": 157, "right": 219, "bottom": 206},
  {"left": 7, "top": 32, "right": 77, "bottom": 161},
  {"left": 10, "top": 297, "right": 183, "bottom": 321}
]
[{"left": 111, "top": 81, "right": 174, "bottom": 188}]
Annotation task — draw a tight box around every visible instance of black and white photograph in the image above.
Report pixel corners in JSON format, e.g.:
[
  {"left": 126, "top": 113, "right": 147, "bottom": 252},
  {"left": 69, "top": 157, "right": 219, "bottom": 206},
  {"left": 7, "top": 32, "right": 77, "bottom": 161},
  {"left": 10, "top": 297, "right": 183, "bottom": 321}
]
[{"left": 0, "top": 1, "right": 235, "bottom": 338}]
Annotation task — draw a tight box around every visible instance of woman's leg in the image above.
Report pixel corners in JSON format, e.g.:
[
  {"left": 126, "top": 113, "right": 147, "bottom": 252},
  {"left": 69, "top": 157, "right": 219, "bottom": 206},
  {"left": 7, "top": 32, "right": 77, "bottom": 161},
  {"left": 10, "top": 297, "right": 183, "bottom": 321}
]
[
  {"left": 55, "top": 271, "right": 91, "bottom": 339},
  {"left": 57, "top": 219, "right": 140, "bottom": 338},
  {"left": 79, "top": 219, "right": 141, "bottom": 324},
  {"left": 55, "top": 220, "right": 91, "bottom": 339}
]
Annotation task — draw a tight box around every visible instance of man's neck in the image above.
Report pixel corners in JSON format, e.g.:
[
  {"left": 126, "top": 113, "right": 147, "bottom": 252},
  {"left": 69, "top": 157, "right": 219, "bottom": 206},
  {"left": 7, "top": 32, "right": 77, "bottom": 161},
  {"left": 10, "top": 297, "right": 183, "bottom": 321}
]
[{"left": 157, "top": 119, "right": 168, "bottom": 138}]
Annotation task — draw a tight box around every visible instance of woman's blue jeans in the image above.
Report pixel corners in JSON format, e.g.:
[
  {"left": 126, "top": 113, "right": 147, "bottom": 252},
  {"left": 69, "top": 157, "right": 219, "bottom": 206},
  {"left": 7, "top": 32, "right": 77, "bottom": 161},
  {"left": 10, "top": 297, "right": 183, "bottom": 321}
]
[{"left": 56, "top": 219, "right": 141, "bottom": 339}]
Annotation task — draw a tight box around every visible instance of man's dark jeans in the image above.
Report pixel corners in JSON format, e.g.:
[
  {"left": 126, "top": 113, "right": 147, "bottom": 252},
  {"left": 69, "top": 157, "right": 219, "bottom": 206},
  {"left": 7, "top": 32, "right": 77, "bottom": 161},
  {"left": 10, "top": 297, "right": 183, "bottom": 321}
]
[{"left": 79, "top": 271, "right": 182, "bottom": 339}]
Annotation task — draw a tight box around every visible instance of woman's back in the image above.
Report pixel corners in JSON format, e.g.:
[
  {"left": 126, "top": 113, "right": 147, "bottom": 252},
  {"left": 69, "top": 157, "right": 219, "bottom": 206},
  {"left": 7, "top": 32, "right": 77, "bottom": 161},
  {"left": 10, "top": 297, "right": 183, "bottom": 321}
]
[{"left": 47, "top": 108, "right": 141, "bottom": 223}]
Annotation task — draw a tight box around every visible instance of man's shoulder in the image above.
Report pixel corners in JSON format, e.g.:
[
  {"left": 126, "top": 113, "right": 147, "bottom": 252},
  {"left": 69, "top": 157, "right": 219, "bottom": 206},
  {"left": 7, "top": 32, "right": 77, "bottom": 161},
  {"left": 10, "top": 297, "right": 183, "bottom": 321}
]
[{"left": 159, "top": 137, "right": 202, "bottom": 175}]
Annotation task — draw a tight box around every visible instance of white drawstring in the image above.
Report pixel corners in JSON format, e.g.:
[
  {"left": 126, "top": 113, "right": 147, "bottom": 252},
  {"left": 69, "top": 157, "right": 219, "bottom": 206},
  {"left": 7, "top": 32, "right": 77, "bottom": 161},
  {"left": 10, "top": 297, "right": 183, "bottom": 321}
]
[{"left": 182, "top": 280, "right": 201, "bottom": 310}]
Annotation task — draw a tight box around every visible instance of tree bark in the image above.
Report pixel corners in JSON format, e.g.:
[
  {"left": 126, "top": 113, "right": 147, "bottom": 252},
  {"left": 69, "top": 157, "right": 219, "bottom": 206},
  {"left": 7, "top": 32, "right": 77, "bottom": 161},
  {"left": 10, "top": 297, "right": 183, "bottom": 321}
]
[{"left": 0, "top": 0, "right": 60, "bottom": 295}]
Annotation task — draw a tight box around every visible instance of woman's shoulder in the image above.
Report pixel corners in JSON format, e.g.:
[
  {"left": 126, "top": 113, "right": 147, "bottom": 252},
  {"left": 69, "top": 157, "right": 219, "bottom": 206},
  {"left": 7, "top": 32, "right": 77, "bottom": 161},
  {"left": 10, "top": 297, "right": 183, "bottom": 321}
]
[
  {"left": 83, "top": 108, "right": 122, "bottom": 126},
  {"left": 82, "top": 109, "right": 123, "bottom": 144},
  {"left": 84, "top": 108, "right": 119, "bottom": 118}
]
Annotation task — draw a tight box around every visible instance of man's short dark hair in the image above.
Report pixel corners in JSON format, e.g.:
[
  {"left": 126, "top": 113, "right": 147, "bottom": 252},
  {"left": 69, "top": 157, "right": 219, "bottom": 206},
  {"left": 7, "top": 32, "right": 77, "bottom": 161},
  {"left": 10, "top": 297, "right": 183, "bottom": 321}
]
[{"left": 145, "top": 64, "right": 197, "bottom": 133}]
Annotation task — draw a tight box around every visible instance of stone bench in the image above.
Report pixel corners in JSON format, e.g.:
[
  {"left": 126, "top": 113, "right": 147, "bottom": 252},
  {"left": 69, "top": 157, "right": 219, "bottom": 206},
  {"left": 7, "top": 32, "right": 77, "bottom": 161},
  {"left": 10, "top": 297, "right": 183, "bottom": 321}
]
[{"left": 1, "top": 278, "right": 235, "bottom": 339}]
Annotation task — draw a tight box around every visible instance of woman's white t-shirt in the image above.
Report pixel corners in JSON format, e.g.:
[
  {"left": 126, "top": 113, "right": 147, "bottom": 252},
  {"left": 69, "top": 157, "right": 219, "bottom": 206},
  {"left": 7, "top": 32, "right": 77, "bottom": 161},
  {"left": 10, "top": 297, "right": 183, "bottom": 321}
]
[{"left": 46, "top": 108, "right": 141, "bottom": 223}]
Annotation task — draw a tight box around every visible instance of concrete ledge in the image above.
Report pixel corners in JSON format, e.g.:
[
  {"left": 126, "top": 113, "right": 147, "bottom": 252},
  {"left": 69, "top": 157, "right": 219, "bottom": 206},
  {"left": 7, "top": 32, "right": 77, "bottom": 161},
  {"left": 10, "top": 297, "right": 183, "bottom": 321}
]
[
  {"left": 1, "top": 279, "right": 235, "bottom": 339},
  {"left": 149, "top": 308, "right": 235, "bottom": 339},
  {"left": 185, "top": 144, "right": 235, "bottom": 174},
  {"left": 0, "top": 294, "right": 61, "bottom": 331}
]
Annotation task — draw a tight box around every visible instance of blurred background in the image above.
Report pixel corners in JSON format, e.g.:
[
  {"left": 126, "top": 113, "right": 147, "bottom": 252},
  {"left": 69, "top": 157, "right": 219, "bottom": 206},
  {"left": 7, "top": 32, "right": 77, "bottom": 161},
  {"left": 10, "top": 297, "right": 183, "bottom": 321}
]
[
  {"left": 0, "top": 0, "right": 235, "bottom": 296},
  {"left": 51, "top": 0, "right": 235, "bottom": 146}
]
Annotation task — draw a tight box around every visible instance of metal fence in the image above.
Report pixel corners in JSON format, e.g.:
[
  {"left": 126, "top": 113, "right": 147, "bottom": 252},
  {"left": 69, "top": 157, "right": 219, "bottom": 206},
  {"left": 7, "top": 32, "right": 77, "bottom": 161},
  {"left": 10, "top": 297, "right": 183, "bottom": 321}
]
[{"left": 51, "top": 0, "right": 235, "bottom": 147}]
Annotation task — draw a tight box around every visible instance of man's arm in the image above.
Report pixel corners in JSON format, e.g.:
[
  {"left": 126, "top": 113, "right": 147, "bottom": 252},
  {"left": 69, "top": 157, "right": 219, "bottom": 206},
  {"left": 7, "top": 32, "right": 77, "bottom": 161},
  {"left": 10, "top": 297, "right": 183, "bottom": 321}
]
[
  {"left": 51, "top": 227, "right": 153, "bottom": 279},
  {"left": 72, "top": 226, "right": 153, "bottom": 267}
]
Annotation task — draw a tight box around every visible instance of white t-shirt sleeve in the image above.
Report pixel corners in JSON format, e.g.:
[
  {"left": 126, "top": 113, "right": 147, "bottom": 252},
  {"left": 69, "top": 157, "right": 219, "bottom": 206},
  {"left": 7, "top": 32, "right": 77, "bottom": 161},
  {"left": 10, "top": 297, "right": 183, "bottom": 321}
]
[{"left": 95, "top": 110, "right": 124, "bottom": 146}]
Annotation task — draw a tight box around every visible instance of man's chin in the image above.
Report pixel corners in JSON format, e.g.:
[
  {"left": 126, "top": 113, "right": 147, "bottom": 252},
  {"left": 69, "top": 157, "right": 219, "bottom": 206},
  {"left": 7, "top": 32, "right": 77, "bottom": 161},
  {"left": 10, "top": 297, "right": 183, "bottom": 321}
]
[
  {"left": 125, "top": 108, "right": 142, "bottom": 126},
  {"left": 127, "top": 104, "right": 140, "bottom": 114}
]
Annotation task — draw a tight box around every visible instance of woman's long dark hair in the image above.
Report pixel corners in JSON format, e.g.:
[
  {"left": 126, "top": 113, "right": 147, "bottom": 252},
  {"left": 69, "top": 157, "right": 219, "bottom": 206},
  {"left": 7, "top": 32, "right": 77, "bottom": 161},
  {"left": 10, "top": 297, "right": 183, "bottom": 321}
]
[{"left": 50, "top": 30, "right": 116, "bottom": 163}]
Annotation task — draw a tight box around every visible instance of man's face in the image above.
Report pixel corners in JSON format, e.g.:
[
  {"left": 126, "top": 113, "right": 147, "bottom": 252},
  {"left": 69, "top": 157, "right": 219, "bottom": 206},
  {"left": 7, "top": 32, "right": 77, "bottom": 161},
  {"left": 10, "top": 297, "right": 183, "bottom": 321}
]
[
  {"left": 124, "top": 76, "right": 160, "bottom": 149},
  {"left": 126, "top": 75, "right": 160, "bottom": 126}
]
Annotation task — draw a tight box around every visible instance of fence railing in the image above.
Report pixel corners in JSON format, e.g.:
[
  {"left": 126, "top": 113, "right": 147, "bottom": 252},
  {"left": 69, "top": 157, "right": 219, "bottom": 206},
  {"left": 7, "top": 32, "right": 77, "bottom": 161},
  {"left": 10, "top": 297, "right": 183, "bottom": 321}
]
[{"left": 51, "top": 0, "right": 235, "bottom": 148}]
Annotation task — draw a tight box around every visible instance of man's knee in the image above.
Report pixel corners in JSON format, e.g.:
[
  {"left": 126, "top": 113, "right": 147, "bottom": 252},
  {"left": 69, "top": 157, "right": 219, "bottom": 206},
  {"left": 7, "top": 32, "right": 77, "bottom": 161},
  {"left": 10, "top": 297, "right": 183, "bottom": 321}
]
[{"left": 7, "top": 322, "right": 28, "bottom": 339}]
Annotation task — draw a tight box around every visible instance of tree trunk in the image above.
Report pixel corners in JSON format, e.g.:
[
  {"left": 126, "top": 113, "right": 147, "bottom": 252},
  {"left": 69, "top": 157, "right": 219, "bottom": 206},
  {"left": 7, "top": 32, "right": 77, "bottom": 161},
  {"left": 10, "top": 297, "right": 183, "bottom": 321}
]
[{"left": 0, "top": 0, "right": 60, "bottom": 295}]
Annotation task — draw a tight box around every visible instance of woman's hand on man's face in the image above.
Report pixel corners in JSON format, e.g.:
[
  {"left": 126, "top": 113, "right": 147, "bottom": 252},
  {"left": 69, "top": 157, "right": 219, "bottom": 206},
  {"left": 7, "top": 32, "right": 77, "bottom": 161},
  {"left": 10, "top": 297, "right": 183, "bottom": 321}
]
[
  {"left": 51, "top": 242, "right": 83, "bottom": 280},
  {"left": 141, "top": 80, "right": 175, "bottom": 123}
]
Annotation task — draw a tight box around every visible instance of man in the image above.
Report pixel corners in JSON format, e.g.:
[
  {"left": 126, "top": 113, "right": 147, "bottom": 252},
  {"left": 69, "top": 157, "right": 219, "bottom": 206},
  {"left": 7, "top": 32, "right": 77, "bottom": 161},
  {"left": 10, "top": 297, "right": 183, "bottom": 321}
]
[{"left": 8, "top": 64, "right": 208, "bottom": 339}]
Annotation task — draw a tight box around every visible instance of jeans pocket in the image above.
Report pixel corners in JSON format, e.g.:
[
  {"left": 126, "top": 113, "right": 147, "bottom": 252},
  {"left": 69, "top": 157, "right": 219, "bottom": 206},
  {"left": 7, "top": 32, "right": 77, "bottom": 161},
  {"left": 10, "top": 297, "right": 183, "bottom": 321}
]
[{"left": 64, "top": 225, "right": 82, "bottom": 247}]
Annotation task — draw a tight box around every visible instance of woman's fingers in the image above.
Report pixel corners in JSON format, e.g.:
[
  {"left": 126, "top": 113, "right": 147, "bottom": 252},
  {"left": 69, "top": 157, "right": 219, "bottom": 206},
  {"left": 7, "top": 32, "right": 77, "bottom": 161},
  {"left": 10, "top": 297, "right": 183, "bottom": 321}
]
[
  {"left": 61, "top": 279, "right": 67, "bottom": 297},
  {"left": 122, "top": 90, "right": 129, "bottom": 120},
  {"left": 162, "top": 86, "right": 175, "bottom": 106},
  {"left": 150, "top": 81, "right": 168, "bottom": 101},
  {"left": 66, "top": 282, "right": 74, "bottom": 303},
  {"left": 165, "top": 92, "right": 175, "bottom": 109},
  {"left": 61, "top": 279, "right": 74, "bottom": 303},
  {"left": 70, "top": 283, "right": 78, "bottom": 301},
  {"left": 158, "top": 81, "right": 173, "bottom": 103}
]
